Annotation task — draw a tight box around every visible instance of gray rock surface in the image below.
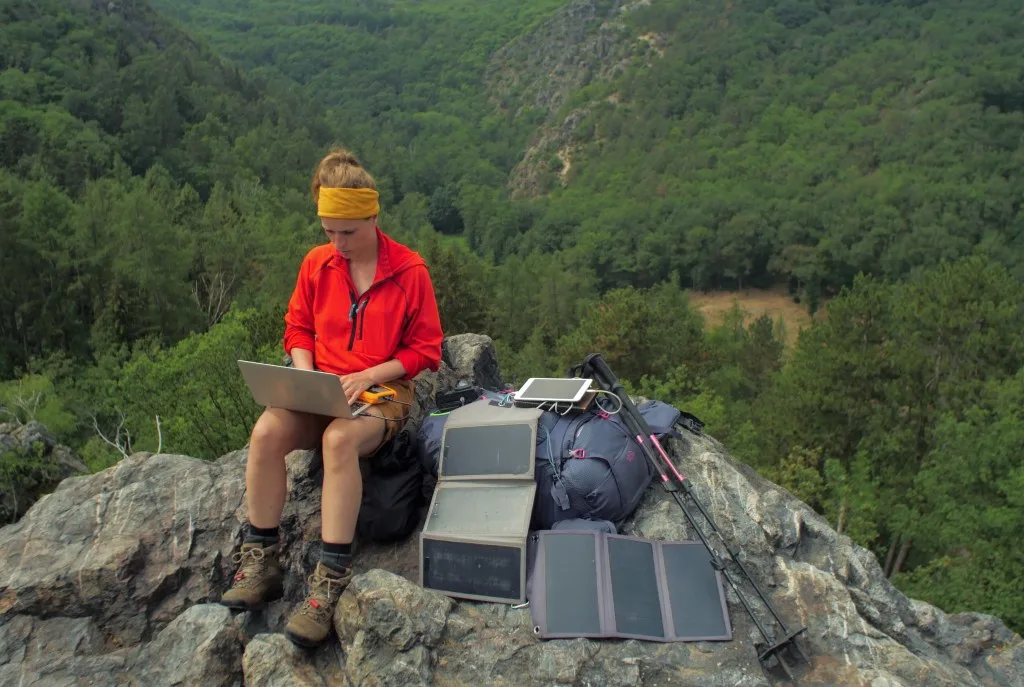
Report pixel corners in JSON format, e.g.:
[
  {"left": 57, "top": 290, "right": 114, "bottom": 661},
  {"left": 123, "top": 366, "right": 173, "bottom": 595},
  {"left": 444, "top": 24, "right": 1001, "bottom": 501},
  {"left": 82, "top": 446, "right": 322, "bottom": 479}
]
[
  {"left": 0, "top": 448, "right": 247, "bottom": 647},
  {"left": 0, "top": 604, "right": 242, "bottom": 686},
  {"left": 441, "top": 332, "right": 506, "bottom": 392},
  {"left": 0, "top": 333, "right": 1021, "bottom": 686},
  {"left": 128, "top": 604, "right": 243, "bottom": 686}
]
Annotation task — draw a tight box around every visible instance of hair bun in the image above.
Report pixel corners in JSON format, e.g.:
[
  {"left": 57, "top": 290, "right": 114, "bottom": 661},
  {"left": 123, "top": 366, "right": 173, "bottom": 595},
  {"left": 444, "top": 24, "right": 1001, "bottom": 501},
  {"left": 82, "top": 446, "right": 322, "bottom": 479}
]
[
  {"left": 311, "top": 146, "right": 376, "bottom": 198},
  {"left": 328, "top": 148, "right": 361, "bottom": 168}
]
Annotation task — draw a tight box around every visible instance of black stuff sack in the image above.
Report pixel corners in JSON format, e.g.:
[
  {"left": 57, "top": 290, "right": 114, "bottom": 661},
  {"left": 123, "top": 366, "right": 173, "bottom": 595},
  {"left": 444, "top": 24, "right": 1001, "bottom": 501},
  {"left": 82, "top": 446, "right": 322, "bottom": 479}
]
[{"left": 356, "top": 426, "right": 424, "bottom": 544}]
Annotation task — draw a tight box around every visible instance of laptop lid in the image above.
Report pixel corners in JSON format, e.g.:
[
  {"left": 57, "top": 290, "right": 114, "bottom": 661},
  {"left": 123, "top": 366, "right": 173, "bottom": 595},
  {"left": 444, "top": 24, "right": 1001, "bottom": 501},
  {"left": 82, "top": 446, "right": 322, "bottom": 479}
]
[{"left": 237, "top": 360, "right": 364, "bottom": 419}]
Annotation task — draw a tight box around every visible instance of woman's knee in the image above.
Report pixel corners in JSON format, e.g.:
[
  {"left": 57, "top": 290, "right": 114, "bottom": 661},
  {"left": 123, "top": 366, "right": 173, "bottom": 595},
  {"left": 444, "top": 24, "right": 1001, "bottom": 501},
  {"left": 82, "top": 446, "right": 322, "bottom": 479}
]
[
  {"left": 321, "top": 421, "right": 360, "bottom": 472},
  {"left": 249, "top": 409, "right": 306, "bottom": 458}
]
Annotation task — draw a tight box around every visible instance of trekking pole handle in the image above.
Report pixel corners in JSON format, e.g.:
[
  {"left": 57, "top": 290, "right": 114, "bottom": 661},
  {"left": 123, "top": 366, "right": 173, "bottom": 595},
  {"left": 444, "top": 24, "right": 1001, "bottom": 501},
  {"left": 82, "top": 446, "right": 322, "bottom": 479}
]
[
  {"left": 584, "top": 354, "right": 655, "bottom": 435},
  {"left": 586, "top": 354, "right": 691, "bottom": 485},
  {"left": 582, "top": 353, "right": 617, "bottom": 387}
]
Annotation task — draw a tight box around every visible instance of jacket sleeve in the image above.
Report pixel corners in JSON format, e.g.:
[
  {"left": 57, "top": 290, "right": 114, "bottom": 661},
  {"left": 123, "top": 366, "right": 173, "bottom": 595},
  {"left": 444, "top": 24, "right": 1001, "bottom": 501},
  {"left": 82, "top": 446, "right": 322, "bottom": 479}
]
[
  {"left": 283, "top": 252, "right": 316, "bottom": 355},
  {"left": 394, "top": 265, "right": 444, "bottom": 379}
]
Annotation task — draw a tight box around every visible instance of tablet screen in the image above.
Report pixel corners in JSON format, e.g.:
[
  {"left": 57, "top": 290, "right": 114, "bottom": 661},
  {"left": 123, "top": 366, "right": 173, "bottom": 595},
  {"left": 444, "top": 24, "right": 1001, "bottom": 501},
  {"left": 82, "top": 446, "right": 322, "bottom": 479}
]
[{"left": 515, "top": 378, "right": 591, "bottom": 402}]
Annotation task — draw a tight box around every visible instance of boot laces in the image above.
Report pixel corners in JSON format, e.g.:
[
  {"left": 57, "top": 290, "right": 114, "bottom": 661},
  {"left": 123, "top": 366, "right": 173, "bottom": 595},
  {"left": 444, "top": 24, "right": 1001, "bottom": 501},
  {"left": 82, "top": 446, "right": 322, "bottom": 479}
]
[
  {"left": 296, "top": 566, "right": 348, "bottom": 623},
  {"left": 230, "top": 545, "right": 268, "bottom": 590}
]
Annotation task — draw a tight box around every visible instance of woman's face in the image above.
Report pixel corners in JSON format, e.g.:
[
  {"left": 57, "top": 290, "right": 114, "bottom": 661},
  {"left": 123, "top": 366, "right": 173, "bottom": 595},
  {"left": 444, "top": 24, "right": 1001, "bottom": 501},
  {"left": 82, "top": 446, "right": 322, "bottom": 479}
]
[{"left": 322, "top": 217, "right": 377, "bottom": 260}]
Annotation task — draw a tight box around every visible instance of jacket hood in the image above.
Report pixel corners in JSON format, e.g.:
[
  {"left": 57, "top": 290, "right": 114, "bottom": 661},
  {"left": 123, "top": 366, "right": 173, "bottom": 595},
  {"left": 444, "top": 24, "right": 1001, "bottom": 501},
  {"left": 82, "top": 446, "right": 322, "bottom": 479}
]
[
  {"left": 376, "top": 226, "right": 426, "bottom": 278},
  {"left": 321, "top": 226, "right": 425, "bottom": 279}
]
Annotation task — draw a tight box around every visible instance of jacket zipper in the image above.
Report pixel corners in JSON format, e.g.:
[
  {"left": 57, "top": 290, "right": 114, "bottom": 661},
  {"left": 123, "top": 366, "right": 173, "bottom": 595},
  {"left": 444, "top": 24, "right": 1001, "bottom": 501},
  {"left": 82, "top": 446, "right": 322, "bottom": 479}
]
[
  {"left": 359, "top": 296, "right": 369, "bottom": 341},
  {"left": 347, "top": 291, "right": 378, "bottom": 350},
  {"left": 347, "top": 288, "right": 359, "bottom": 351},
  {"left": 345, "top": 271, "right": 391, "bottom": 350}
]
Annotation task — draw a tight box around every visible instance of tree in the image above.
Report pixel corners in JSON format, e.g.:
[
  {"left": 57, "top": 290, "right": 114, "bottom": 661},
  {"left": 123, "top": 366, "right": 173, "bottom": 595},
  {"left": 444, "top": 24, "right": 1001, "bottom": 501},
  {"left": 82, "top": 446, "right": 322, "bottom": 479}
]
[
  {"left": 427, "top": 183, "right": 465, "bottom": 235},
  {"left": 557, "top": 280, "right": 706, "bottom": 385}
]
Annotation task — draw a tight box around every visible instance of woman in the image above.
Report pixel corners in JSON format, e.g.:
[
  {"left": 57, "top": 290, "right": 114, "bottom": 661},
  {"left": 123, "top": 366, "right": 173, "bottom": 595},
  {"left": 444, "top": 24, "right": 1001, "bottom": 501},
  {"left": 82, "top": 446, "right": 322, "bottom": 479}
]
[{"left": 219, "top": 148, "right": 444, "bottom": 648}]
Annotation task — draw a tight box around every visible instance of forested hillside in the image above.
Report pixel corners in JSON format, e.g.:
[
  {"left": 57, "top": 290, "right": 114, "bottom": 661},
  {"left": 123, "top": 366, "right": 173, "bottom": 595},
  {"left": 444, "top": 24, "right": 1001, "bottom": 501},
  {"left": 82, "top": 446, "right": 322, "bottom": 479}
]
[
  {"left": 0, "top": 0, "right": 335, "bottom": 381},
  {"left": 1, "top": 0, "right": 1022, "bottom": 634},
  {"left": 528, "top": 0, "right": 1024, "bottom": 304},
  {"left": 153, "top": 0, "right": 1024, "bottom": 307},
  {"left": 149, "top": 0, "right": 566, "bottom": 215}
]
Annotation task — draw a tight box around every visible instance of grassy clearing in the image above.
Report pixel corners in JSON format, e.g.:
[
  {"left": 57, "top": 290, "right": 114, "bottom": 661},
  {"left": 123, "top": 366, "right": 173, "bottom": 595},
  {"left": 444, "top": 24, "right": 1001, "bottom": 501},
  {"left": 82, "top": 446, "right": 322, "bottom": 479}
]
[{"left": 687, "top": 289, "right": 819, "bottom": 346}]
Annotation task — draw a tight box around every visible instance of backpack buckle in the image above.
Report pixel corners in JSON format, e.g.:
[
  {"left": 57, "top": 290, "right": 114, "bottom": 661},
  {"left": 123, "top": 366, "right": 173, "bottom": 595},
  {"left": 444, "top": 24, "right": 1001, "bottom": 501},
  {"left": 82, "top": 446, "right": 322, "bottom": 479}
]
[{"left": 570, "top": 448, "right": 586, "bottom": 460}]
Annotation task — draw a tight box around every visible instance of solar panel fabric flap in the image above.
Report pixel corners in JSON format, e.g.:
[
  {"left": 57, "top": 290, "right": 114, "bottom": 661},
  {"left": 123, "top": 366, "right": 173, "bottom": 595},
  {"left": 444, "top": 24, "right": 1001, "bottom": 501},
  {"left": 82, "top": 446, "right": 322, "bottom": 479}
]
[
  {"left": 438, "top": 401, "right": 542, "bottom": 481},
  {"left": 530, "top": 530, "right": 733, "bottom": 642},
  {"left": 420, "top": 532, "right": 529, "bottom": 604}
]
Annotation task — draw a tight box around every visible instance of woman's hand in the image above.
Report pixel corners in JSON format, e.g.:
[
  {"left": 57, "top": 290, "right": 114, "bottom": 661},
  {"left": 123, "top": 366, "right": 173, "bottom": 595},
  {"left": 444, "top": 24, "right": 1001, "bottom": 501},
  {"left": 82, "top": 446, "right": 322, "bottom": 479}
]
[{"left": 339, "top": 370, "right": 376, "bottom": 405}]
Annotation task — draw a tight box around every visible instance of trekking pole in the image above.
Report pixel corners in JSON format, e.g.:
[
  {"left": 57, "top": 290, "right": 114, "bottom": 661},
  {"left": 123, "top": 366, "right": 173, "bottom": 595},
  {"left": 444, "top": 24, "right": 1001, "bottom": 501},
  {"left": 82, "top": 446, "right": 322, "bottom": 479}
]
[{"left": 572, "top": 354, "right": 809, "bottom": 680}]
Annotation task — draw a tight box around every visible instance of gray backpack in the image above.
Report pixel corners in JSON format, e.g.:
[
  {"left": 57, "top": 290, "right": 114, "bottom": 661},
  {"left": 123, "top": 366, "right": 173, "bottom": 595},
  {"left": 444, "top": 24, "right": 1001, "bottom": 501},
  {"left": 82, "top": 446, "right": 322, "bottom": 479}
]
[{"left": 531, "top": 400, "right": 683, "bottom": 530}]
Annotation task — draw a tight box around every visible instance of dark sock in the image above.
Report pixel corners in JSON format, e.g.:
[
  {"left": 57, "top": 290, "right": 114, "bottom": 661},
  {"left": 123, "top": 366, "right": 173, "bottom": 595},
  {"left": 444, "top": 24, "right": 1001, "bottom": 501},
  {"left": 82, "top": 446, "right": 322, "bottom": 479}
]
[
  {"left": 320, "top": 541, "right": 353, "bottom": 573},
  {"left": 244, "top": 523, "right": 279, "bottom": 547}
]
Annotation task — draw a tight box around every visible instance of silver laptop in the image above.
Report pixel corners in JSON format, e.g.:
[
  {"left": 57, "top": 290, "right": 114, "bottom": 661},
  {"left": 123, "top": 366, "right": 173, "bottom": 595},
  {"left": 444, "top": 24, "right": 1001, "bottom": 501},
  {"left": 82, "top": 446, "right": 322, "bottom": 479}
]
[{"left": 237, "top": 360, "right": 368, "bottom": 418}]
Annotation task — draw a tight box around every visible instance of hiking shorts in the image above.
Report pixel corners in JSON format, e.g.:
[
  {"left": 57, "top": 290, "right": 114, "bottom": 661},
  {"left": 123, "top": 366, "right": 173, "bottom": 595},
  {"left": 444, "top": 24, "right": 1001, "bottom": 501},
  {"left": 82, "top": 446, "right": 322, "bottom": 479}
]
[{"left": 366, "top": 378, "right": 416, "bottom": 454}]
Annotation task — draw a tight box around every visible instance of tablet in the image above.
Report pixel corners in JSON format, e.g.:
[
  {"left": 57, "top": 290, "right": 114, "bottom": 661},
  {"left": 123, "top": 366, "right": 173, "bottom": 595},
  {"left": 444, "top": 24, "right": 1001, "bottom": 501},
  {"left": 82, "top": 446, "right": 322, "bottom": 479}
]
[{"left": 512, "top": 377, "right": 592, "bottom": 404}]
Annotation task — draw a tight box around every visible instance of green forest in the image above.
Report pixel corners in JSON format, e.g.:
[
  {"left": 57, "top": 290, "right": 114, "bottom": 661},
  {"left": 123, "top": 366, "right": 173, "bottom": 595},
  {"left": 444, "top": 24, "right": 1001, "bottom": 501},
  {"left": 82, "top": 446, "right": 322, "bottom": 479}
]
[{"left": 1, "top": 0, "right": 1022, "bottom": 633}]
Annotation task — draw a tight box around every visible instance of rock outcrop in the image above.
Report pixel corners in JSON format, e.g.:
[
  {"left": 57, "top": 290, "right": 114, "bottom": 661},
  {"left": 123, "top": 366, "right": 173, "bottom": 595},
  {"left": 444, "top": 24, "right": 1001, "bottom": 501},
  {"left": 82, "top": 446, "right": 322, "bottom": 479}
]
[
  {"left": 486, "top": 0, "right": 663, "bottom": 198},
  {"left": 486, "top": 0, "right": 633, "bottom": 116},
  {"left": 1, "top": 333, "right": 1021, "bottom": 686},
  {"left": 0, "top": 420, "right": 88, "bottom": 524}
]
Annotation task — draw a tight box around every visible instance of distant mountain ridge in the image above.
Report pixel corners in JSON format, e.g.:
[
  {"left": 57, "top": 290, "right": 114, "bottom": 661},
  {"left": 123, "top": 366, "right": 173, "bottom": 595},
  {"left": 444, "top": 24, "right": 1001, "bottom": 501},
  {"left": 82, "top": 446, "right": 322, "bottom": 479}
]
[{"left": 478, "top": 0, "right": 1024, "bottom": 301}]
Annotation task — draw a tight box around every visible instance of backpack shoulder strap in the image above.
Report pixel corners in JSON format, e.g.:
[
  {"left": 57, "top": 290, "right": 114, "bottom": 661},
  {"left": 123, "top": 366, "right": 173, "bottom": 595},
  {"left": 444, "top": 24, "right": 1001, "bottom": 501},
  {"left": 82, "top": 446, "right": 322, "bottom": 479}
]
[
  {"left": 556, "top": 412, "right": 592, "bottom": 454},
  {"left": 540, "top": 410, "right": 594, "bottom": 512}
]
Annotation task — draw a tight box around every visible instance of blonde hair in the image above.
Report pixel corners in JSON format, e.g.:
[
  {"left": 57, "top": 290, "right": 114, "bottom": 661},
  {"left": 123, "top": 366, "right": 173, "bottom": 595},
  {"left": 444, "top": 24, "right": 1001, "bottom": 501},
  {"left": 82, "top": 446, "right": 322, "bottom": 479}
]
[{"left": 310, "top": 147, "right": 377, "bottom": 204}]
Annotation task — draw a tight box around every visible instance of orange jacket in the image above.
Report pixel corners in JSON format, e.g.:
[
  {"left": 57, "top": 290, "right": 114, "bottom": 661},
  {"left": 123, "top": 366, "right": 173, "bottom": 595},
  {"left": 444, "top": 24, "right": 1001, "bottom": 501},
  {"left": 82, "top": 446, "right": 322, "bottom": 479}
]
[{"left": 283, "top": 227, "right": 444, "bottom": 379}]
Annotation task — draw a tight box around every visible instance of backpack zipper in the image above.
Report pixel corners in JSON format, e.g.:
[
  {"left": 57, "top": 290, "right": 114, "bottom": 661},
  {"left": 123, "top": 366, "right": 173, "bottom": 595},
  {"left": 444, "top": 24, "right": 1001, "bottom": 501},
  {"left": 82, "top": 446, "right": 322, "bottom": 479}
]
[{"left": 568, "top": 412, "right": 633, "bottom": 462}]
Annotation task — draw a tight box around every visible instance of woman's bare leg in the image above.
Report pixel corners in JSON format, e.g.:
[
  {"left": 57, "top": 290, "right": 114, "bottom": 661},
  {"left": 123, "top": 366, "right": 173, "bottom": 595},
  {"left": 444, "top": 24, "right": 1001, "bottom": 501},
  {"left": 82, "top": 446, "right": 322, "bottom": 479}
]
[
  {"left": 221, "top": 407, "right": 329, "bottom": 611},
  {"left": 281, "top": 416, "right": 385, "bottom": 646},
  {"left": 246, "top": 407, "right": 328, "bottom": 528},
  {"left": 319, "top": 416, "right": 386, "bottom": 544}
]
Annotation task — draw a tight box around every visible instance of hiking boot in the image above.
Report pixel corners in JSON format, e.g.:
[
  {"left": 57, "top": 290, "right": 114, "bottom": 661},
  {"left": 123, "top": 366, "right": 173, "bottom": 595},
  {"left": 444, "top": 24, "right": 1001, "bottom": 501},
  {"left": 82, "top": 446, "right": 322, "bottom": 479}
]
[
  {"left": 219, "top": 542, "right": 283, "bottom": 610},
  {"left": 283, "top": 562, "right": 352, "bottom": 647}
]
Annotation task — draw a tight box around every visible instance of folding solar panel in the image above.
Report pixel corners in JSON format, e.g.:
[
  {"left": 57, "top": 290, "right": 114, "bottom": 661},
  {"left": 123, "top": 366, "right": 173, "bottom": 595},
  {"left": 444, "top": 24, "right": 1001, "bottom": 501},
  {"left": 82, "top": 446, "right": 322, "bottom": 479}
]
[
  {"left": 438, "top": 400, "right": 542, "bottom": 481},
  {"left": 531, "top": 531, "right": 733, "bottom": 642},
  {"left": 420, "top": 401, "right": 542, "bottom": 604},
  {"left": 422, "top": 482, "right": 536, "bottom": 539}
]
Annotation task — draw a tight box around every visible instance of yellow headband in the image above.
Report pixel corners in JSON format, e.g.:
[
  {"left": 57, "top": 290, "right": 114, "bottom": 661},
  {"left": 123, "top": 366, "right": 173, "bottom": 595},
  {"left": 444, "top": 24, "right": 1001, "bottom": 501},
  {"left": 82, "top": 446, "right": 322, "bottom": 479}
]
[{"left": 317, "top": 187, "right": 380, "bottom": 219}]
